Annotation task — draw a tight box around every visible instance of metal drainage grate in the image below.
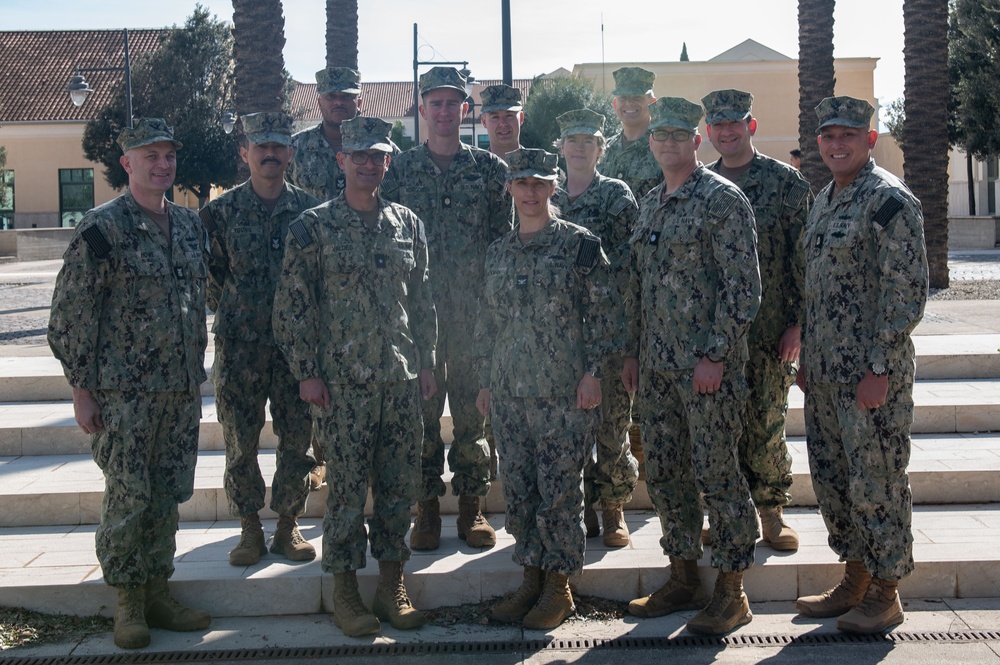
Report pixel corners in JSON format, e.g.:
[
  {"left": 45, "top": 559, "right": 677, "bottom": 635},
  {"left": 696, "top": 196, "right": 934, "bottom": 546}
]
[{"left": 5, "top": 631, "right": 1000, "bottom": 665}]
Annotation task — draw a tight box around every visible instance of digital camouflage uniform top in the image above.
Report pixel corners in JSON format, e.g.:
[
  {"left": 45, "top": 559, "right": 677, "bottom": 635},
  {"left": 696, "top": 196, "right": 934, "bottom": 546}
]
[
  {"left": 708, "top": 152, "right": 809, "bottom": 347},
  {"left": 49, "top": 190, "right": 208, "bottom": 392},
  {"left": 625, "top": 166, "right": 761, "bottom": 369},
  {"left": 475, "top": 219, "right": 615, "bottom": 397},
  {"left": 801, "top": 158, "right": 927, "bottom": 384},
  {"left": 273, "top": 193, "right": 437, "bottom": 385},
  {"left": 286, "top": 124, "right": 348, "bottom": 202},
  {"left": 601, "top": 129, "right": 664, "bottom": 201},
  {"left": 202, "top": 180, "right": 320, "bottom": 345},
  {"left": 382, "top": 143, "right": 513, "bottom": 323}
]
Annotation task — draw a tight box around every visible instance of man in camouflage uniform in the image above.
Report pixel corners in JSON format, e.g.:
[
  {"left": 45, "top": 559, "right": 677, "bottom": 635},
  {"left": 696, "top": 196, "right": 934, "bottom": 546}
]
[
  {"left": 48, "top": 118, "right": 211, "bottom": 650},
  {"left": 479, "top": 84, "right": 524, "bottom": 160},
  {"left": 200, "top": 112, "right": 320, "bottom": 568},
  {"left": 622, "top": 98, "right": 760, "bottom": 636},
  {"left": 702, "top": 90, "right": 811, "bottom": 552},
  {"left": 795, "top": 97, "right": 927, "bottom": 634},
  {"left": 552, "top": 109, "right": 639, "bottom": 548},
  {"left": 382, "top": 66, "right": 513, "bottom": 551},
  {"left": 274, "top": 117, "right": 437, "bottom": 637},
  {"left": 601, "top": 67, "right": 664, "bottom": 201}
]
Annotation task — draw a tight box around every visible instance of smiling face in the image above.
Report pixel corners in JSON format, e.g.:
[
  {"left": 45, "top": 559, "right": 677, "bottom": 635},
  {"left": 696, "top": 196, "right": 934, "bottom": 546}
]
[
  {"left": 507, "top": 176, "right": 555, "bottom": 221},
  {"left": 707, "top": 118, "right": 756, "bottom": 166},
  {"left": 336, "top": 149, "right": 390, "bottom": 194},
  {"left": 613, "top": 94, "right": 653, "bottom": 132},
  {"left": 419, "top": 88, "right": 468, "bottom": 139},
  {"left": 561, "top": 134, "right": 602, "bottom": 174},
  {"left": 120, "top": 141, "right": 176, "bottom": 197},
  {"left": 241, "top": 141, "right": 293, "bottom": 180},
  {"left": 650, "top": 127, "right": 701, "bottom": 175},
  {"left": 817, "top": 125, "right": 878, "bottom": 187},
  {"left": 481, "top": 110, "right": 523, "bottom": 154}
]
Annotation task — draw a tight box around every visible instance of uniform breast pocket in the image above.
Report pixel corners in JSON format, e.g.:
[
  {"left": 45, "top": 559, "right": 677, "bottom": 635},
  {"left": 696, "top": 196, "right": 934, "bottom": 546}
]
[
  {"left": 825, "top": 220, "right": 859, "bottom": 253},
  {"left": 126, "top": 257, "right": 170, "bottom": 313},
  {"left": 662, "top": 217, "right": 702, "bottom": 264},
  {"left": 322, "top": 247, "right": 363, "bottom": 289},
  {"left": 229, "top": 228, "right": 266, "bottom": 275}
]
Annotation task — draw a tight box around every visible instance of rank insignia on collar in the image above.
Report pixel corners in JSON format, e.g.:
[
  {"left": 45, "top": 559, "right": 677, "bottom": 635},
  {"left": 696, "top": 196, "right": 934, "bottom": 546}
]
[
  {"left": 336, "top": 176, "right": 346, "bottom": 191},
  {"left": 649, "top": 231, "right": 659, "bottom": 245},
  {"left": 174, "top": 267, "right": 184, "bottom": 279},
  {"left": 442, "top": 195, "right": 452, "bottom": 208},
  {"left": 272, "top": 236, "right": 281, "bottom": 251},
  {"left": 516, "top": 275, "right": 528, "bottom": 287},
  {"left": 375, "top": 253, "right": 386, "bottom": 268}
]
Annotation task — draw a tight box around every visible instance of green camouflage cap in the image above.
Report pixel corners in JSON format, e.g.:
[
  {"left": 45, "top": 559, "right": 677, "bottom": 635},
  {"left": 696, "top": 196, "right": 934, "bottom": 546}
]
[
  {"left": 340, "top": 116, "right": 393, "bottom": 152},
  {"left": 480, "top": 84, "right": 522, "bottom": 113},
  {"left": 505, "top": 148, "right": 559, "bottom": 181},
  {"left": 556, "top": 108, "right": 606, "bottom": 138},
  {"left": 611, "top": 66, "right": 655, "bottom": 97},
  {"left": 419, "top": 66, "right": 468, "bottom": 97},
  {"left": 242, "top": 112, "right": 293, "bottom": 146},
  {"left": 116, "top": 117, "right": 182, "bottom": 152},
  {"left": 649, "top": 97, "right": 704, "bottom": 131},
  {"left": 316, "top": 67, "right": 361, "bottom": 95},
  {"left": 815, "top": 96, "right": 875, "bottom": 131},
  {"left": 702, "top": 89, "right": 754, "bottom": 125}
]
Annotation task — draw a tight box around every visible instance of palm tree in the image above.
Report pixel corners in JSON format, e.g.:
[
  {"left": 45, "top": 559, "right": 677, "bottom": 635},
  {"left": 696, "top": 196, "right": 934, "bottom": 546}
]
[
  {"left": 797, "top": 0, "right": 836, "bottom": 192},
  {"left": 326, "top": 0, "right": 359, "bottom": 70},
  {"left": 903, "top": 0, "right": 951, "bottom": 289},
  {"left": 231, "top": 0, "right": 287, "bottom": 113}
]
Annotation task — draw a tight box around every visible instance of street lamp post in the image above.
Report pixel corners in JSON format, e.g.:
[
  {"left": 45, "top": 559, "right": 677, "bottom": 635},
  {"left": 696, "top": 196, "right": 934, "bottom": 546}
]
[
  {"left": 412, "top": 22, "right": 470, "bottom": 145},
  {"left": 66, "top": 28, "right": 133, "bottom": 129}
]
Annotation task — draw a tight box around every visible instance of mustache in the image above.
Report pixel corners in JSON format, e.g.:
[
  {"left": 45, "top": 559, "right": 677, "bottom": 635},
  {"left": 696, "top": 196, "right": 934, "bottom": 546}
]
[{"left": 261, "top": 158, "right": 281, "bottom": 165}]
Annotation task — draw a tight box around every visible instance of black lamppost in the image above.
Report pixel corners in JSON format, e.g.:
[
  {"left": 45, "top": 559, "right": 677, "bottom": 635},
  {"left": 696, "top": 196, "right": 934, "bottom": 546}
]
[{"left": 66, "top": 28, "right": 133, "bottom": 129}]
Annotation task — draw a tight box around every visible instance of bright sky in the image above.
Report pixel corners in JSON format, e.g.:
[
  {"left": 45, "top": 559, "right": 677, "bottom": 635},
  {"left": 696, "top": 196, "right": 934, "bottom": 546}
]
[{"left": 3, "top": 0, "right": 907, "bottom": 103}]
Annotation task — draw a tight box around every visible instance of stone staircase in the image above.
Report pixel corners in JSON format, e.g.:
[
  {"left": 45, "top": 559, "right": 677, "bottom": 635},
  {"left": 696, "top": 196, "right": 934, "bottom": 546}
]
[{"left": 2, "top": 332, "right": 1000, "bottom": 620}]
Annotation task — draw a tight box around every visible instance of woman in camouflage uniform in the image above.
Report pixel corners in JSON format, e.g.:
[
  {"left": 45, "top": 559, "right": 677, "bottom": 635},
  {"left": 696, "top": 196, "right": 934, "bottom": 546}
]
[{"left": 475, "top": 148, "right": 614, "bottom": 630}]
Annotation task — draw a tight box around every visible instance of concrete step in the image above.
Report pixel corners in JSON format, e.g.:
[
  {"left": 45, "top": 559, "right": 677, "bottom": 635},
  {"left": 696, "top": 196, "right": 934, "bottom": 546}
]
[
  {"left": 1, "top": 505, "right": 997, "bottom": 619},
  {"left": 2, "top": 433, "right": 998, "bottom": 527}
]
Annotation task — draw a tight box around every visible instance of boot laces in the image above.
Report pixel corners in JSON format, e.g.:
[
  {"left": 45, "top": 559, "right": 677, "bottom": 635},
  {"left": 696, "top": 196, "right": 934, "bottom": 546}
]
[
  {"left": 415, "top": 503, "right": 438, "bottom": 530},
  {"left": 702, "top": 577, "right": 739, "bottom": 616}
]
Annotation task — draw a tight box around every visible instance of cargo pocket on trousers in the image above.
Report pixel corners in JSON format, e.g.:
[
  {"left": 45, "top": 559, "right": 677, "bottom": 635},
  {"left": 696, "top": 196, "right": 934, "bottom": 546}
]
[{"left": 91, "top": 408, "right": 121, "bottom": 473}]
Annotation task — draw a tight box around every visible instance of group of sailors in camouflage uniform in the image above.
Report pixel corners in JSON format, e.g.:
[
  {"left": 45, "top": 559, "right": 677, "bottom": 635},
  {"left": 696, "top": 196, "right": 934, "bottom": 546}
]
[{"left": 47, "top": 58, "right": 927, "bottom": 648}]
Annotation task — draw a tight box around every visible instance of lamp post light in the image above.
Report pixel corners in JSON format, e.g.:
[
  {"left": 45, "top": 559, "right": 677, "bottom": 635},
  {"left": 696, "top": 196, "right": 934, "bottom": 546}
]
[
  {"left": 66, "top": 28, "right": 133, "bottom": 129},
  {"left": 220, "top": 111, "right": 237, "bottom": 135}
]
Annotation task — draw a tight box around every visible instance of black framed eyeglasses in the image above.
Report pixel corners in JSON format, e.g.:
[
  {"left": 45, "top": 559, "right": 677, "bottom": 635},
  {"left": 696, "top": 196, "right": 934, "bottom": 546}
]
[
  {"left": 651, "top": 129, "right": 695, "bottom": 143},
  {"left": 346, "top": 151, "right": 388, "bottom": 165}
]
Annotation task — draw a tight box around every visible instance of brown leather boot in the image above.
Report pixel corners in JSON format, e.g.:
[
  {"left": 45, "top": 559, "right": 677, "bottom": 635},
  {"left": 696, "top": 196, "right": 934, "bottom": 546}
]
[
  {"left": 457, "top": 494, "right": 496, "bottom": 548},
  {"left": 114, "top": 586, "right": 150, "bottom": 649},
  {"left": 759, "top": 506, "right": 799, "bottom": 551},
  {"left": 523, "top": 572, "right": 575, "bottom": 630},
  {"left": 837, "top": 577, "right": 904, "bottom": 633},
  {"left": 686, "top": 570, "right": 753, "bottom": 635},
  {"left": 584, "top": 504, "right": 600, "bottom": 538},
  {"left": 492, "top": 565, "right": 544, "bottom": 623},
  {"left": 229, "top": 512, "right": 266, "bottom": 566},
  {"left": 796, "top": 560, "right": 872, "bottom": 618},
  {"left": 145, "top": 577, "right": 211, "bottom": 631},
  {"left": 409, "top": 498, "right": 441, "bottom": 551},
  {"left": 332, "top": 571, "right": 380, "bottom": 636},
  {"left": 371, "top": 560, "right": 425, "bottom": 630},
  {"left": 601, "top": 501, "right": 630, "bottom": 547},
  {"left": 629, "top": 556, "right": 706, "bottom": 618},
  {"left": 271, "top": 515, "right": 316, "bottom": 561}
]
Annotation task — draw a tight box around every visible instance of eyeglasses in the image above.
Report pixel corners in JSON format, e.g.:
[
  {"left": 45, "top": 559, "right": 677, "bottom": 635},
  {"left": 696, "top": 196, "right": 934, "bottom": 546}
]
[
  {"left": 346, "top": 151, "right": 388, "bottom": 165},
  {"left": 651, "top": 129, "right": 695, "bottom": 143}
]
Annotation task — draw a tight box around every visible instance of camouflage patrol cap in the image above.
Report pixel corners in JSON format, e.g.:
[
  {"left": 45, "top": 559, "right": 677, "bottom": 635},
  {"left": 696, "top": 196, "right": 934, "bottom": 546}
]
[
  {"left": 419, "top": 66, "right": 468, "bottom": 97},
  {"left": 316, "top": 67, "right": 361, "bottom": 95},
  {"left": 556, "top": 108, "right": 606, "bottom": 138},
  {"left": 648, "top": 97, "right": 704, "bottom": 131},
  {"left": 480, "top": 84, "right": 522, "bottom": 113},
  {"left": 242, "top": 112, "right": 294, "bottom": 146},
  {"left": 116, "top": 117, "right": 182, "bottom": 152},
  {"left": 815, "top": 96, "right": 875, "bottom": 131},
  {"left": 611, "top": 66, "right": 655, "bottom": 97},
  {"left": 340, "top": 116, "right": 393, "bottom": 152},
  {"left": 505, "top": 148, "right": 559, "bottom": 181},
  {"left": 702, "top": 89, "right": 754, "bottom": 125}
]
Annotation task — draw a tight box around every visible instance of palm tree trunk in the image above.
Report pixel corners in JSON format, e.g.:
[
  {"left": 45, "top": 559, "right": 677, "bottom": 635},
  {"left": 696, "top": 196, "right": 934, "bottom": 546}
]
[
  {"left": 798, "top": 0, "right": 836, "bottom": 192},
  {"left": 903, "top": 0, "right": 950, "bottom": 288},
  {"left": 326, "top": 0, "right": 359, "bottom": 70},
  {"left": 232, "top": 0, "right": 287, "bottom": 113}
]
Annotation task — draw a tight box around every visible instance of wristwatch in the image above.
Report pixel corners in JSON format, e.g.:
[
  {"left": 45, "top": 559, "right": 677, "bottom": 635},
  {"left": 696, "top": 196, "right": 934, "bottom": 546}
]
[{"left": 869, "top": 362, "right": 888, "bottom": 377}]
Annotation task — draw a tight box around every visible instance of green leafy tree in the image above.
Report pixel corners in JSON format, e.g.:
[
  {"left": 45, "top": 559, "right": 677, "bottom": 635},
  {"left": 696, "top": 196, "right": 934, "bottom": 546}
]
[
  {"left": 519, "top": 75, "right": 619, "bottom": 151},
  {"left": 82, "top": 6, "right": 238, "bottom": 204},
  {"left": 391, "top": 120, "right": 413, "bottom": 151}
]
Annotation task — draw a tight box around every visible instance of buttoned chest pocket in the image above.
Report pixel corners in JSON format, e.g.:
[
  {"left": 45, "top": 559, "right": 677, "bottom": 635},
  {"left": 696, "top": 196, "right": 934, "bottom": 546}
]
[
  {"left": 816, "top": 218, "right": 860, "bottom": 261},
  {"left": 533, "top": 263, "right": 574, "bottom": 311},
  {"left": 228, "top": 227, "right": 268, "bottom": 276},
  {"left": 125, "top": 253, "right": 170, "bottom": 314},
  {"left": 661, "top": 217, "right": 703, "bottom": 264},
  {"left": 321, "top": 244, "right": 364, "bottom": 290},
  {"left": 485, "top": 265, "right": 514, "bottom": 311},
  {"left": 378, "top": 247, "right": 417, "bottom": 295},
  {"left": 752, "top": 204, "right": 778, "bottom": 231}
]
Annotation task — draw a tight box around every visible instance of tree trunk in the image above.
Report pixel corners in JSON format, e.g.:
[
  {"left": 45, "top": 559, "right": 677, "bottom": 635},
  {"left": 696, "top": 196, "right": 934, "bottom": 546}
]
[
  {"left": 326, "top": 0, "right": 359, "bottom": 70},
  {"left": 797, "top": 0, "right": 836, "bottom": 192},
  {"left": 903, "top": 0, "right": 950, "bottom": 288},
  {"left": 232, "top": 0, "right": 287, "bottom": 113},
  {"left": 966, "top": 153, "right": 976, "bottom": 216}
]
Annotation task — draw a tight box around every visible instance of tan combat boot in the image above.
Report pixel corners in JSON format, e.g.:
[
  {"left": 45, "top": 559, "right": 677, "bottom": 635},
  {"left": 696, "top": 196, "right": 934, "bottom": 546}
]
[
  {"left": 701, "top": 524, "right": 712, "bottom": 546},
  {"left": 796, "top": 560, "right": 872, "bottom": 617},
  {"left": 114, "top": 586, "right": 150, "bottom": 649},
  {"left": 584, "top": 504, "right": 600, "bottom": 538},
  {"left": 371, "top": 560, "right": 426, "bottom": 630},
  {"left": 837, "top": 577, "right": 904, "bottom": 634},
  {"left": 601, "top": 501, "right": 630, "bottom": 547},
  {"left": 409, "top": 498, "right": 441, "bottom": 551},
  {"left": 629, "top": 556, "right": 706, "bottom": 618},
  {"left": 686, "top": 570, "right": 753, "bottom": 635},
  {"left": 309, "top": 464, "right": 326, "bottom": 491},
  {"left": 229, "top": 512, "right": 266, "bottom": 566},
  {"left": 457, "top": 495, "right": 496, "bottom": 548},
  {"left": 332, "top": 571, "right": 380, "bottom": 636},
  {"left": 523, "top": 572, "right": 575, "bottom": 630},
  {"left": 492, "top": 565, "right": 544, "bottom": 623},
  {"left": 271, "top": 515, "right": 316, "bottom": 561},
  {"left": 759, "top": 506, "right": 799, "bottom": 551},
  {"left": 145, "top": 577, "right": 211, "bottom": 631}
]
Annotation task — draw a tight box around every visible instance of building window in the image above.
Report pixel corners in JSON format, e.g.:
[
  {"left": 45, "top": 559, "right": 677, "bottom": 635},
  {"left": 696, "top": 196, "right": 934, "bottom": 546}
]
[
  {"left": 0, "top": 169, "right": 13, "bottom": 230},
  {"left": 477, "top": 135, "right": 491, "bottom": 150},
  {"left": 59, "top": 168, "right": 94, "bottom": 228}
]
